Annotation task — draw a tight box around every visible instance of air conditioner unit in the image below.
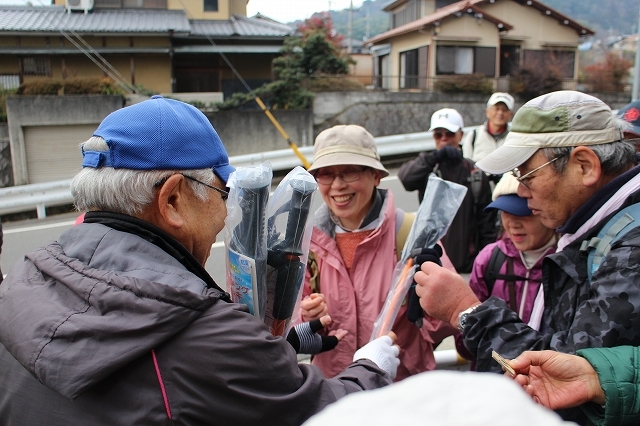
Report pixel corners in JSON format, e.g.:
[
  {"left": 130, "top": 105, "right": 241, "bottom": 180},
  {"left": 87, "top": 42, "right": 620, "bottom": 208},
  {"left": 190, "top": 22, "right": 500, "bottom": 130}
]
[{"left": 66, "top": 0, "right": 94, "bottom": 14}]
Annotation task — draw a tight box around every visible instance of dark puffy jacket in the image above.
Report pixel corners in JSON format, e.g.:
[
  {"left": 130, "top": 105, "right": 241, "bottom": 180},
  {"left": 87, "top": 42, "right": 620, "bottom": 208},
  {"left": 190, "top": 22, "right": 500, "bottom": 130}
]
[{"left": 0, "top": 214, "right": 391, "bottom": 426}]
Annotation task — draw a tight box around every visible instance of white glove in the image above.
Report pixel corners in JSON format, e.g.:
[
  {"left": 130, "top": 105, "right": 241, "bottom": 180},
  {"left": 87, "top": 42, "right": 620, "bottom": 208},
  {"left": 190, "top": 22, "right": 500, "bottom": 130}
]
[{"left": 353, "top": 335, "right": 400, "bottom": 379}]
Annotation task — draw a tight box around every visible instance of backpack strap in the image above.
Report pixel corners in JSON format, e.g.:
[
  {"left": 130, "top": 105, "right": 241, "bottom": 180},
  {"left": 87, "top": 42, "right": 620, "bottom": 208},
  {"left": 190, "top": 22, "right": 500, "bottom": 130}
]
[
  {"left": 484, "top": 245, "right": 506, "bottom": 295},
  {"left": 307, "top": 250, "right": 320, "bottom": 294},
  {"left": 484, "top": 245, "right": 529, "bottom": 296},
  {"left": 396, "top": 211, "right": 416, "bottom": 261},
  {"left": 505, "top": 257, "right": 518, "bottom": 312},
  {"left": 580, "top": 202, "right": 640, "bottom": 282},
  {"left": 471, "top": 129, "right": 477, "bottom": 150}
]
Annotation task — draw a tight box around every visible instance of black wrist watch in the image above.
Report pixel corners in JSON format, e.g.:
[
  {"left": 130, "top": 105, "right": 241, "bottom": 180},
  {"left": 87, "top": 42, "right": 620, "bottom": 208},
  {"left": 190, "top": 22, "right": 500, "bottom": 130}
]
[{"left": 457, "top": 304, "right": 480, "bottom": 332}]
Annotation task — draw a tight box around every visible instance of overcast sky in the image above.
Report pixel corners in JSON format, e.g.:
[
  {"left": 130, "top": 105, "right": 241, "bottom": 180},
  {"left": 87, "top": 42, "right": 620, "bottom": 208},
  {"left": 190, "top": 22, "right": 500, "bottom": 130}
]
[{"left": 0, "top": 0, "right": 366, "bottom": 23}]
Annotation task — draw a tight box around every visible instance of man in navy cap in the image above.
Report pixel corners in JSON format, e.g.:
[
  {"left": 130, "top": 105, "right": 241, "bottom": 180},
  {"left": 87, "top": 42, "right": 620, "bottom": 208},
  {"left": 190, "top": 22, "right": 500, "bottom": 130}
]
[{"left": 0, "top": 96, "right": 398, "bottom": 425}]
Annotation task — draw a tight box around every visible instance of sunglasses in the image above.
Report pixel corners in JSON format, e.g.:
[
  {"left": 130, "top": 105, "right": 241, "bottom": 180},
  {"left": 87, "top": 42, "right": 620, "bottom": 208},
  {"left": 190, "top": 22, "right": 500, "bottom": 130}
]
[{"left": 433, "top": 130, "right": 456, "bottom": 139}]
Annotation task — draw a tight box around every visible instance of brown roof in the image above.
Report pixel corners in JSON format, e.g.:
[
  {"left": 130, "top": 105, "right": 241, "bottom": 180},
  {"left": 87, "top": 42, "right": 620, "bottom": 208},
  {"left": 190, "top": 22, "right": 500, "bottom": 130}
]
[{"left": 367, "top": 0, "right": 594, "bottom": 45}]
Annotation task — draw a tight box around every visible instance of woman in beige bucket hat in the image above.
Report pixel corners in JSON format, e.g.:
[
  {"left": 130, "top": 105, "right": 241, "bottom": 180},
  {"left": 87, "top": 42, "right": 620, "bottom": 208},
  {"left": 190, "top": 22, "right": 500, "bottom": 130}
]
[{"left": 300, "top": 124, "right": 457, "bottom": 381}]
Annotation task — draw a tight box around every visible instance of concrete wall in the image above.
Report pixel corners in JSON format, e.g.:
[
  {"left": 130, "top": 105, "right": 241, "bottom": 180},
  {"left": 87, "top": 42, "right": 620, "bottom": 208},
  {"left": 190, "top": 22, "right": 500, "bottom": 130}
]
[
  {"left": 205, "top": 109, "right": 314, "bottom": 156},
  {"left": 312, "top": 91, "right": 632, "bottom": 137},
  {"left": 6, "top": 95, "right": 125, "bottom": 185}
]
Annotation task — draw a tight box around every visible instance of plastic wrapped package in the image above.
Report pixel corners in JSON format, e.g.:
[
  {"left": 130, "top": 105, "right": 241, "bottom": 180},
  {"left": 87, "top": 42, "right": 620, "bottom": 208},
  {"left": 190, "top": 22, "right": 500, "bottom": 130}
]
[
  {"left": 370, "top": 174, "right": 467, "bottom": 340},
  {"left": 264, "top": 167, "right": 318, "bottom": 337},
  {"left": 224, "top": 163, "right": 272, "bottom": 319}
]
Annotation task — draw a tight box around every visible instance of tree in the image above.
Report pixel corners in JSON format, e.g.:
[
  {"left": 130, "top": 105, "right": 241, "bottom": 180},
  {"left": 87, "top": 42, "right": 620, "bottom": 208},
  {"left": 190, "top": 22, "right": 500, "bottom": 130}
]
[
  {"left": 216, "top": 16, "right": 354, "bottom": 110},
  {"left": 581, "top": 52, "right": 632, "bottom": 93}
]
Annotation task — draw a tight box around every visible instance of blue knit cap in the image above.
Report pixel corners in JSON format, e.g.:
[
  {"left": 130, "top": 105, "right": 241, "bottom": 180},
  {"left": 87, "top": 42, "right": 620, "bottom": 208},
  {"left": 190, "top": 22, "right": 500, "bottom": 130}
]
[{"left": 83, "top": 95, "right": 235, "bottom": 183}]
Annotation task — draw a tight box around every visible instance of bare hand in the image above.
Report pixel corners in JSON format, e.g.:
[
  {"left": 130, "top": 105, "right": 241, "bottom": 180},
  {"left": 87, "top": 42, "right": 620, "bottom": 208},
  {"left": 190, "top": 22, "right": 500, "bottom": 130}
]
[
  {"left": 301, "top": 293, "right": 328, "bottom": 321},
  {"left": 319, "top": 315, "right": 348, "bottom": 341},
  {"left": 508, "top": 350, "right": 605, "bottom": 410},
  {"left": 414, "top": 262, "right": 480, "bottom": 326}
]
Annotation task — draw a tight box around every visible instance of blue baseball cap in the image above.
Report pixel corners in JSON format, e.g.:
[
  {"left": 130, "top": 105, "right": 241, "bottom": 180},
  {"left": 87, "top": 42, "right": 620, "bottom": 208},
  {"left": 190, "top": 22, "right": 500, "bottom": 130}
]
[
  {"left": 82, "top": 95, "right": 235, "bottom": 183},
  {"left": 484, "top": 194, "right": 532, "bottom": 216}
]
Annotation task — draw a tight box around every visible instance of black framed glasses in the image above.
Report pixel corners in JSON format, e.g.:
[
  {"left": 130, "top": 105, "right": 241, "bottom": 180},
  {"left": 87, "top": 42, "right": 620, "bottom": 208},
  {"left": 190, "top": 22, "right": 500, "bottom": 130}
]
[
  {"left": 511, "top": 155, "right": 563, "bottom": 190},
  {"left": 154, "top": 173, "right": 229, "bottom": 201},
  {"left": 314, "top": 168, "right": 364, "bottom": 185}
]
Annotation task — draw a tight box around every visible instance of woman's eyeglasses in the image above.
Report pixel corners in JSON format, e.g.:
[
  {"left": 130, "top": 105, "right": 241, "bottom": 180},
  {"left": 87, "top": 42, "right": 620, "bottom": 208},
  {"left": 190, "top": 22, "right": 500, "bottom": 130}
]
[{"left": 314, "top": 169, "right": 364, "bottom": 185}]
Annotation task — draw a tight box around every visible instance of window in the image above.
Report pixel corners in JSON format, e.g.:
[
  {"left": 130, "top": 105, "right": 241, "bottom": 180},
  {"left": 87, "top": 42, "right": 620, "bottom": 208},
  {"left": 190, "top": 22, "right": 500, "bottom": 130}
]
[
  {"left": 399, "top": 46, "right": 428, "bottom": 89},
  {"left": 436, "top": 46, "right": 496, "bottom": 76},
  {"left": 391, "top": 0, "right": 421, "bottom": 28},
  {"left": 204, "top": 0, "right": 218, "bottom": 12},
  {"left": 22, "top": 57, "right": 51, "bottom": 77}
]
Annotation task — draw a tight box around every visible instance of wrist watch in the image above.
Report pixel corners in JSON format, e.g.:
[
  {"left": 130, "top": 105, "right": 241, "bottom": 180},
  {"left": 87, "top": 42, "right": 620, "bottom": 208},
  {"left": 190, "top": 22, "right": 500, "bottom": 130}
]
[{"left": 457, "top": 304, "right": 480, "bottom": 332}]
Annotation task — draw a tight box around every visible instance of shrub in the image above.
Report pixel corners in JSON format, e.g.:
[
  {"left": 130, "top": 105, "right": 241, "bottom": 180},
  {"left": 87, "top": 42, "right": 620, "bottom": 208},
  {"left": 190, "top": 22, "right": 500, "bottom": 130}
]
[
  {"left": 63, "top": 77, "right": 123, "bottom": 95},
  {"left": 16, "top": 79, "right": 63, "bottom": 95},
  {"left": 304, "top": 75, "right": 365, "bottom": 92},
  {"left": 434, "top": 74, "right": 493, "bottom": 94},
  {"left": 0, "top": 88, "right": 17, "bottom": 122},
  {"left": 581, "top": 53, "right": 632, "bottom": 93},
  {"left": 510, "top": 67, "right": 563, "bottom": 100}
]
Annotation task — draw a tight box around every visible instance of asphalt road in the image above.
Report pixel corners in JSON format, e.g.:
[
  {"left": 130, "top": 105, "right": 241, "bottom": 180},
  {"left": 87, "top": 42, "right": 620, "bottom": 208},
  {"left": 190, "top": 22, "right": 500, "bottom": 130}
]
[{"left": 1, "top": 173, "right": 421, "bottom": 287}]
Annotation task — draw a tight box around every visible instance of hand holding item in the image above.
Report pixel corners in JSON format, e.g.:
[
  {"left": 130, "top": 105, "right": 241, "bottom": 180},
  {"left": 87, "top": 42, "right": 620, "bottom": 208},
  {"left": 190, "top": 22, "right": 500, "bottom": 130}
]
[
  {"left": 300, "top": 293, "right": 328, "bottom": 322},
  {"left": 414, "top": 262, "right": 480, "bottom": 327},
  {"left": 287, "top": 315, "right": 347, "bottom": 355},
  {"left": 407, "top": 245, "right": 443, "bottom": 325},
  {"left": 507, "top": 350, "right": 605, "bottom": 410},
  {"left": 434, "top": 145, "right": 463, "bottom": 163},
  {"left": 353, "top": 332, "right": 400, "bottom": 379}
]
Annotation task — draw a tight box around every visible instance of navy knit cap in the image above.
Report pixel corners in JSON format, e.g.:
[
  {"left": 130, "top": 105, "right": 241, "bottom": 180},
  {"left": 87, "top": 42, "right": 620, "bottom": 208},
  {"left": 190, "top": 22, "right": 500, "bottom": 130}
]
[{"left": 83, "top": 95, "right": 235, "bottom": 183}]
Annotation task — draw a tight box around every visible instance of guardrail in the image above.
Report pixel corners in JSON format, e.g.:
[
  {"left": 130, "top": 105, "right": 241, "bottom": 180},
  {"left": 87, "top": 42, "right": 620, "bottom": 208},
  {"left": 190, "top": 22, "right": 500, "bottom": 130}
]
[{"left": 0, "top": 126, "right": 477, "bottom": 219}]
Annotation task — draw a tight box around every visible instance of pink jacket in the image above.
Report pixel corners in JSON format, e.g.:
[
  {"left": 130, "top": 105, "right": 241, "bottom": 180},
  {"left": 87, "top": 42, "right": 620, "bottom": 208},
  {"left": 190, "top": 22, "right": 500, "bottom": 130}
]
[
  {"left": 469, "top": 236, "right": 556, "bottom": 324},
  {"left": 303, "top": 190, "right": 456, "bottom": 381}
]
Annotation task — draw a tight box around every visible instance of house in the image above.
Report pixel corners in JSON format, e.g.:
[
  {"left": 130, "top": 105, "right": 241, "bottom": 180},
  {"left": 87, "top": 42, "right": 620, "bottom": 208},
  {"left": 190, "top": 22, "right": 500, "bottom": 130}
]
[
  {"left": 0, "top": 0, "right": 295, "bottom": 97},
  {"left": 0, "top": 0, "right": 297, "bottom": 185},
  {"left": 366, "top": 0, "right": 594, "bottom": 91}
]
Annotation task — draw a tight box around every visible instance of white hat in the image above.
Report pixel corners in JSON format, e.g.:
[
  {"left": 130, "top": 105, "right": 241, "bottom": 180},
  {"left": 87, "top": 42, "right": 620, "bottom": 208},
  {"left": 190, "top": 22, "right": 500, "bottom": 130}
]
[
  {"left": 487, "top": 92, "right": 515, "bottom": 111},
  {"left": 429, "top": 108, "right": 464, "bottom": 133}
]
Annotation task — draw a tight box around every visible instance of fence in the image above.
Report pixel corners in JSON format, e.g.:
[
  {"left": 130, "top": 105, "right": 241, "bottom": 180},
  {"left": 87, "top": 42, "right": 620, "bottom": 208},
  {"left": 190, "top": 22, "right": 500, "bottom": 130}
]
[{"left": 0, "top": 128, "right": 456, "bottom": 219}]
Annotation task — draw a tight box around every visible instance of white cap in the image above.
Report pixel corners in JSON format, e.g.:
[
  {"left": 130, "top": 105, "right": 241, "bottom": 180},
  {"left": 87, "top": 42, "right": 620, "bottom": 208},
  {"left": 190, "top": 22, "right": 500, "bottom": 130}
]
[
  {"left": 487, "top": 92, "right": 515, "bottom": 111},
  {"left": 429, "top": 108, "right": 464, "bottom": 133}
]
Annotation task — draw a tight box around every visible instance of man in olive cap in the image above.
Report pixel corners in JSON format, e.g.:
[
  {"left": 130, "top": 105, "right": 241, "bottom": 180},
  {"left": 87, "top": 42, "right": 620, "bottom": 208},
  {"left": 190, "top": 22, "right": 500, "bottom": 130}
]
[{"left": 414, "top": 91, "right": 640, "bottom": 424}]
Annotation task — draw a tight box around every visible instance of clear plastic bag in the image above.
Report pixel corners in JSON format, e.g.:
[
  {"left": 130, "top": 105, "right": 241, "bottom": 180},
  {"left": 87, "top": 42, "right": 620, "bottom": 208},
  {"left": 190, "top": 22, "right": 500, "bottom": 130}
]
[
  {"left": 263, "top": 167, "right": 317, "bottom": 336},
  {"left": 370, "top": 174, "right": 467, "bottom": 340},
  {"left": 224, "top": 162, "right": 272, "bottom": 319}
]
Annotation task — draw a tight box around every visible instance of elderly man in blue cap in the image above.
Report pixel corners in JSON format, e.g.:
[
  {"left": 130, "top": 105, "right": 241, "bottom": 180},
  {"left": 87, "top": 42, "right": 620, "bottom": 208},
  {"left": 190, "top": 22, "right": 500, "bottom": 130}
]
[
  {"left": 0, "top": 96, "right": 398, "bottom": 425},
  {"left": 413, "top": 91, "right": 640, "bottom": 424}
]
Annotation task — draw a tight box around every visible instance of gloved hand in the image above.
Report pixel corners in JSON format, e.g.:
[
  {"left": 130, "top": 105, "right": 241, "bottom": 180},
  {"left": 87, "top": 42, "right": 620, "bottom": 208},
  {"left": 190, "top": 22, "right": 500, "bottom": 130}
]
[
  {"left": 407, "top": 245, "right": 443, "bottom": 326},
  {"left": 434, "top": 145, "right": 463, "bottom": 163},
  {"left": 286, "top": 315, "right": 346, "bottom": 355},
  {"left": 353, "top": 334, "right": 400, "bottom": 379}
]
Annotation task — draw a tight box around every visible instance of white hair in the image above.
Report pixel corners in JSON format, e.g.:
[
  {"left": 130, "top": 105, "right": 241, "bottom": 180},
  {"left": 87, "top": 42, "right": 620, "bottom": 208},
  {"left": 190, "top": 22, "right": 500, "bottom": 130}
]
[{"left": 71, "top": 136, "right": 218, "bottom": 216}]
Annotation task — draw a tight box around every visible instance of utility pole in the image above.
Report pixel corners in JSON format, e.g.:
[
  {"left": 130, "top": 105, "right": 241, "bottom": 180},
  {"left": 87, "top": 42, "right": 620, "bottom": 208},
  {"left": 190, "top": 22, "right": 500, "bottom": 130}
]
[
  {"left": 347, "top": 0, "right": 353, "bottom": 53},
  {"left": 366, "top": 6, "right": 370, "bottom": 40},
  {"left": 633, "top": 3, "right": 640, "bottom": 101}
]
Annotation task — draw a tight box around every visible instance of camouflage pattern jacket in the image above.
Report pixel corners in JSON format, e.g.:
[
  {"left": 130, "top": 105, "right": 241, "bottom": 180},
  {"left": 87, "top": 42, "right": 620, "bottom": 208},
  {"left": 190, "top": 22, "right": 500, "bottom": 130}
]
[
  {"left": 462, "top": 183, "right": 640, "bottom": 360},
  {"left": 458, "top": 171, "right": 640, "bottom": 423}
]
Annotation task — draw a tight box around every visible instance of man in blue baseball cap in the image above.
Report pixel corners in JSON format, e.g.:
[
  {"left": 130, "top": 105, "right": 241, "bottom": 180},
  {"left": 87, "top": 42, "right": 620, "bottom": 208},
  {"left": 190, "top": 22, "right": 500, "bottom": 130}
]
[{"left": 0, "top": 96, "right": 397, "bottom": 425}]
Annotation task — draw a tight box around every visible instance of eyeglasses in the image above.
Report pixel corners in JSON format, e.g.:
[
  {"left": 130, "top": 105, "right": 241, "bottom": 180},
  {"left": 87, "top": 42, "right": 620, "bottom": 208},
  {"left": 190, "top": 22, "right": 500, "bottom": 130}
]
[
  {"left": 511, "top": 155, "right": 563, "bottom": 190},
  {"left": 314, "top": 168, "right": 364, "bottom": 185},
  {"left": 154, "top": 173, "right": 229, "bottom": 201},
  {"left": 433, "top": 130, "right": 456, "bottom": 139}
]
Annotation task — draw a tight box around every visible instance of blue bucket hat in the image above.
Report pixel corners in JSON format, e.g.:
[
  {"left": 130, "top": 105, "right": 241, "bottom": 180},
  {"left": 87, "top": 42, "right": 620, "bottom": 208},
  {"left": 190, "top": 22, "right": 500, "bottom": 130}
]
[{"left": 82, "top": 95, "right": 235, "bottom": 183}]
